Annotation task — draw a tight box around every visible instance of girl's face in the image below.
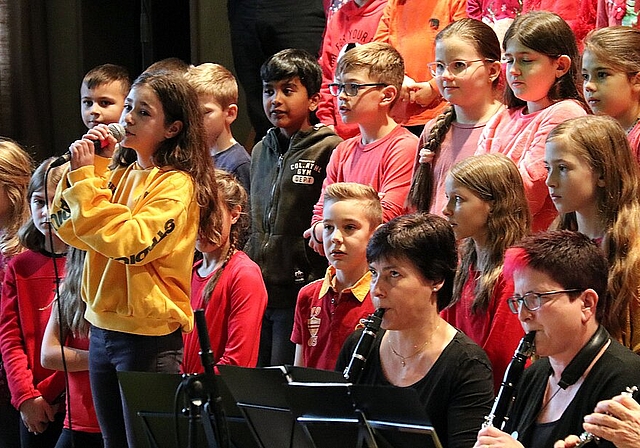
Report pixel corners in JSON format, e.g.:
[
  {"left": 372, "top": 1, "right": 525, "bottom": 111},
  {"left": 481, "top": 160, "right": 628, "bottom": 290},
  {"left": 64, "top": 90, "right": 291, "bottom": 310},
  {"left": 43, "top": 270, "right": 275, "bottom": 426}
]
[
  {"left": 30, "top": 187, "right": 55, "bottom": 238},
  {"left": 503, "top": 39, "right": 570, "bottom": 113},
  {"left": 120, "top": 84, "right": 182, "bottom": 168},
  {"left": 582, "top": 49, "right": 640, "bottom": 126},
  {"left": 433, "top": 37, "right": 499, "bottom": 108},
  {"left": 195, "top": 204, "right": 240, "bottom": 255},
  {"left": 442, "top": 175, "right": 492, "bottom": 247},
  {"left": 544, "top": 139, "right": 603, "bottom": 217}
]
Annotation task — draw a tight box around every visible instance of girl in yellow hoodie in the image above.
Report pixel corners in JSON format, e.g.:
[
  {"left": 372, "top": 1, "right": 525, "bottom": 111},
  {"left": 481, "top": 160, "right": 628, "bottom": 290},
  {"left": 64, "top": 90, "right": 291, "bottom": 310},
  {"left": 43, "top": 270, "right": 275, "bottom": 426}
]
[{"left": 51, "top": 71, "right": 221, "bottom": 448}]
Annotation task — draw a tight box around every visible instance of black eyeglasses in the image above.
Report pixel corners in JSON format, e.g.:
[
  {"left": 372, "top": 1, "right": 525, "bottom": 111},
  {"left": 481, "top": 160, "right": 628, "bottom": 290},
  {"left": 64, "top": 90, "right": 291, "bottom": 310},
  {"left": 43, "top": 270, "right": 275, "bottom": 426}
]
[
  {"left": 507, "top": 289, "right": 584, "bottom": 314},
  {"left": 427, "top": 59, "right": 490, "bottom": 78},
  {"left": 328, "top": 82, "right": 388, "bottom": 97}
]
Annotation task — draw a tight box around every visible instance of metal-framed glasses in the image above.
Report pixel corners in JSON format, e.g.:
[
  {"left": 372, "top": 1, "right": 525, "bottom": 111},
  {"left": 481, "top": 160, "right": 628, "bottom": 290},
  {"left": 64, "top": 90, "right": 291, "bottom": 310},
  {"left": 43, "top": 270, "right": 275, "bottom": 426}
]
[
  {"left": 507, "top": 289, "right": 584, "bottom": 314},
  {"left": 328, "top": 82, "right": 388, "bottom": 97},
  {"left": 427, "top": 59, "right": 490, "bottom": 78}
]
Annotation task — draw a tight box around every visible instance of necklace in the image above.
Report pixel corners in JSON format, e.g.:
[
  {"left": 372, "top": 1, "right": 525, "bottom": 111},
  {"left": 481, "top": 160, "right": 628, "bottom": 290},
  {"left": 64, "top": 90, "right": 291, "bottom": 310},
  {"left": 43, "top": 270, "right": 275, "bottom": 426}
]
[
  {"left": 389, "top": 324, "right": 440, "bottom": 368},
  {"left": 539, "top": 384, "right": 562, "bottom": 415},
  {"left": 627, "top": 117, "right": 640, "bottom": 134}
]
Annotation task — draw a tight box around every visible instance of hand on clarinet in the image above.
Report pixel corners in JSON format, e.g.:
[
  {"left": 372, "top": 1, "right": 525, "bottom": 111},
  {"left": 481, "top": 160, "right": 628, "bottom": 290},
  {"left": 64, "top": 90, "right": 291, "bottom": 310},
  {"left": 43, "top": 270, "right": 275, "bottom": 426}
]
[
  {"left": 554, "top": 393, "right": 640, "bottom": 448},
  {"left": 474, "top": 425, "right": 524, "bottom": 448}
]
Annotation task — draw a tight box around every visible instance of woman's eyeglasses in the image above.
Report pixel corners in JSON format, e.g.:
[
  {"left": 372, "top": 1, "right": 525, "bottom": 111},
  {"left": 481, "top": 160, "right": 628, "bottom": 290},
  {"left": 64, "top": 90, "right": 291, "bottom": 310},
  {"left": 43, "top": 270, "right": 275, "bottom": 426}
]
[{"left": 507, "top": 289, "right": 584, "bottom": 314}]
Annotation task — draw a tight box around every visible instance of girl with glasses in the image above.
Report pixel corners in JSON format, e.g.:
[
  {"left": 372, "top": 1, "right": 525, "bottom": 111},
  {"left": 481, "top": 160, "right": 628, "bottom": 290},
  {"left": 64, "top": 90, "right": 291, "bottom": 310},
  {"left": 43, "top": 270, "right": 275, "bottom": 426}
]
[{"left": 408, "top": 18, "right": 504, "bottom": 216}]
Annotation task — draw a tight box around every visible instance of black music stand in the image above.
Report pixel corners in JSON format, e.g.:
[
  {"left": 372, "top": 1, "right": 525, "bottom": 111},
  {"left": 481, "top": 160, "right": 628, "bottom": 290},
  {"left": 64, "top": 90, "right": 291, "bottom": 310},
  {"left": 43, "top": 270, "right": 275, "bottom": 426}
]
[
  {"left": 285, "top": 382, "right": 443, "bottom": 448},
  {"left": 118, "top": 371, "right": 256, "bottom": 448},
  {"left": 217, "top": 365, "right": 346, "bottom": 448}
]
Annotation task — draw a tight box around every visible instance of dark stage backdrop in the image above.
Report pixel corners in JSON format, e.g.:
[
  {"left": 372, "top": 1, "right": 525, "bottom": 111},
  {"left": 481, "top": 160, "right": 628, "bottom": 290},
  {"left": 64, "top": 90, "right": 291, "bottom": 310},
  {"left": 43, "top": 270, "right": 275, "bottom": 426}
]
[{"left": 0, "top": 1, "right": 190, "bottom": 161}]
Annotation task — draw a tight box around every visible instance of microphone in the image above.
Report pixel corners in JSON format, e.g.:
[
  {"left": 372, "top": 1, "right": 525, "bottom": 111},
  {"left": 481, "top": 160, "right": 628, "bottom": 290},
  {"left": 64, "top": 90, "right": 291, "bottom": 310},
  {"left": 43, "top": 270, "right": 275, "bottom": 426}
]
[
  {"left": 51, "top": 123, "right": 125, "bottom": 168},
  {"left": 343, "top": 308, "right": 385, "bottom": 383},
  {"left": 484, "top": 330, "right": 536, "bottom": 430}
]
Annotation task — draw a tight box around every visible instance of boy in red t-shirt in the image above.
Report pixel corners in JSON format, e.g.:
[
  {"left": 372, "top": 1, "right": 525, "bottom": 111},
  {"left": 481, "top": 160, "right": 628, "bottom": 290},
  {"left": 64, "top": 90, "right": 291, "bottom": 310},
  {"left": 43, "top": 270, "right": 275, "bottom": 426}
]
[{"left": 292, "top": 182, "right": 382, "bottom": 370}]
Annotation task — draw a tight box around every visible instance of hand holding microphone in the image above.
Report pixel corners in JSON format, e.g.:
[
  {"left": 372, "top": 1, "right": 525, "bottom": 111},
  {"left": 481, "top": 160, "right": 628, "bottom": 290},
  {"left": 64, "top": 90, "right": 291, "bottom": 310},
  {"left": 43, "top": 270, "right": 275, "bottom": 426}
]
[{"left": 52, "top": 123, "right": 125, "bottom": 168}]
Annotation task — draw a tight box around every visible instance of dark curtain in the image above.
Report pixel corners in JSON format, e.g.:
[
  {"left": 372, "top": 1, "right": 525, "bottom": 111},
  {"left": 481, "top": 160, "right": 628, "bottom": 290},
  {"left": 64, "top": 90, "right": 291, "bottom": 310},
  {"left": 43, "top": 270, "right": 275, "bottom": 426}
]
[{"left": 0, "top": 1, "right": 53, "bottom": 161}]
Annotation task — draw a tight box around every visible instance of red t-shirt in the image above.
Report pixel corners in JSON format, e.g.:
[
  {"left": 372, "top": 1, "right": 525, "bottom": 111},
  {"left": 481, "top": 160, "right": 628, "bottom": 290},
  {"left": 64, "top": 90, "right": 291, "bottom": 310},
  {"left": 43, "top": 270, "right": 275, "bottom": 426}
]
[
  {"left": 292, "top": 266, "right": 374, "bottom": 370},
  {"left": 441, "top": 267, "right": 524, "bottom": 392}
]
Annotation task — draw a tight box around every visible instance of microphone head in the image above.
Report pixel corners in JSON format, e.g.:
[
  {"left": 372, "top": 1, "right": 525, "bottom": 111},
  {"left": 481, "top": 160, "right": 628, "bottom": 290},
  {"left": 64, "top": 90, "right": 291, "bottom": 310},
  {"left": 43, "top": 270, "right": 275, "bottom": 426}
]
[{"left": 107, "top": 123, "right": 126, "bottom": 142}]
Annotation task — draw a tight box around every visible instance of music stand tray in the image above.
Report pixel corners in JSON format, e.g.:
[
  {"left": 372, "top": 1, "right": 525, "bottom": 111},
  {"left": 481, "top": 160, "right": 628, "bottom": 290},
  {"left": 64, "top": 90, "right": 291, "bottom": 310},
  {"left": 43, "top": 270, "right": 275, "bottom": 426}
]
[
  {"left": 217, "top": 365, "right": 346, "bottom": 448},
  {"left": 285, "top": 382, "right": 443, "bottom": 448},
  {"left": 118, "top": 371, "right": 255, "bottom": 448}
]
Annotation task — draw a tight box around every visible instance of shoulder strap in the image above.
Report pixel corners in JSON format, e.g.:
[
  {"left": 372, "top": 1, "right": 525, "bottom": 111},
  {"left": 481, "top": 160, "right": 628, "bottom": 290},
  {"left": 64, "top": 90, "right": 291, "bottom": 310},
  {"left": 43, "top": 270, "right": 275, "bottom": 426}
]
[{"left": 558, "top": 325, "right": 609, "bottom": 389}]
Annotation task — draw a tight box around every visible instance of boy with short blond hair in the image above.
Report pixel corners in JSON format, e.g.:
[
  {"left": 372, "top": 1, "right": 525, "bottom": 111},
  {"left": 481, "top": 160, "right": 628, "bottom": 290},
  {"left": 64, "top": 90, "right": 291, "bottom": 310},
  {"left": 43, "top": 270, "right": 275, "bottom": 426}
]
[
  {"left": 247, "top": 48, "right": 342, "bottom": 366},
  {"left": 80, "top": 63, "right": 130, "bottom": 130},
  {"left": 185, "top": 63, "right": 251, "bottom": 193},
  {"left": 304, "top": 42, "right": 418, "bottom": 255},
  {"left": 292, "top": 182, "right": 382, "bottom": 370}
]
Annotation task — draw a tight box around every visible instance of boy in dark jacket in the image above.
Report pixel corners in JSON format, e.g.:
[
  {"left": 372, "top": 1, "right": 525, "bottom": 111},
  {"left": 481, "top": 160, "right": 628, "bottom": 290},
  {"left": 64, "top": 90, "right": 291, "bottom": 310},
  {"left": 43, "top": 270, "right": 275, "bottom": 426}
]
[{"left": 246, "top": 49, "right": 342, "bottom": 366}]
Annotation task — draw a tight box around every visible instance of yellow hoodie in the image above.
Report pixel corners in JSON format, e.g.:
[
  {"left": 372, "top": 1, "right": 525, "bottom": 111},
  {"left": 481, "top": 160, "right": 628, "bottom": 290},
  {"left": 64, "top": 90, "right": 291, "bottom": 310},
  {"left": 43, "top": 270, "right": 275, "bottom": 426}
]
[{"left": 51, "top": 156, "right": 196, "bottom": 335}]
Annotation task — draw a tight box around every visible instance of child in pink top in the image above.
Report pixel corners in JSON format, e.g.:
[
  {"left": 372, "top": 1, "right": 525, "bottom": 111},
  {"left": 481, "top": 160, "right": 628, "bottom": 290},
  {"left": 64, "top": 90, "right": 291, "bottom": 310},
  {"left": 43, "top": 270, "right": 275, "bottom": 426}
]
[
  {"left": 582, "top": 27, "right": 640, "bottom": 161},
  {"left": 476, "top": 11, "right": 588, "bottom": 232},
  {"left": 408, "top": 18, "right": 504, "bottom": 215},
  {"left": 317, "top": 0, "right": 388, "bottom": 140},
  {"left": 441, "top": 154, "right": 530, "bottom": 392}
]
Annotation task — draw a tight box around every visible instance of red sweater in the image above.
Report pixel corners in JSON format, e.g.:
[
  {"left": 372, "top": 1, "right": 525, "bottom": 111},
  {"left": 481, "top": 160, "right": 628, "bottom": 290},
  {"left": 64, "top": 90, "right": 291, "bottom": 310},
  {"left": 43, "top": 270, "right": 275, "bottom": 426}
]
[
  {"left": 0, "top": 250, "right": 66, "bottom": 409},
  {"left": 523, "top": 0, "right": 597, "bottom": 47},
  {"left": 441, "top": 268, "right": 524, "bottom": 392},
  {"left": 182, "top": 251, "right": 267, "bottom": 374},
  {"left": 312, "top": 125, "right": 418, "bottom": 225}
]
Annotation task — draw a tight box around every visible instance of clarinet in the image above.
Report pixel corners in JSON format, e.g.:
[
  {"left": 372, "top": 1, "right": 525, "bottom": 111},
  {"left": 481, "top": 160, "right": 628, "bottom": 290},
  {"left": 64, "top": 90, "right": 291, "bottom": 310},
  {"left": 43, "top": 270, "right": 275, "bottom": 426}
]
[
  {"left": 484, "top": 331, "right": 536, "bottom": 430},
  {"left": 343, "top": 308, "right": 386, "bottom": 383},
  {"left": 574, "top": 386, "right": 639, "bottom": 448}
]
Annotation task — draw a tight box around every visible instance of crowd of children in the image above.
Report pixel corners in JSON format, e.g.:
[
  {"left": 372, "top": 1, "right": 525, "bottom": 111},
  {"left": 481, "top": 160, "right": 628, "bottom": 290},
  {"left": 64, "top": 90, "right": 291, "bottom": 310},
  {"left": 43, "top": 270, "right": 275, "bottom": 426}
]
[{"left": 1, "top": 4, "right": 640, "bottom": 448}]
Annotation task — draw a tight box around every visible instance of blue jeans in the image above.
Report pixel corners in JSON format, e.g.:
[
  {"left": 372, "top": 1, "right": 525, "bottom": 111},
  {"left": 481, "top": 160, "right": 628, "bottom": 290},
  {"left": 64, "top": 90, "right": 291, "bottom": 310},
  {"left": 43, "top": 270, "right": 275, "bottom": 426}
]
[
  {"left": 257, "top": 307, "right": 295, "bottom": 366},
  {"left": 89, "top": 327, "right": 182, "bottom": 448}
]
